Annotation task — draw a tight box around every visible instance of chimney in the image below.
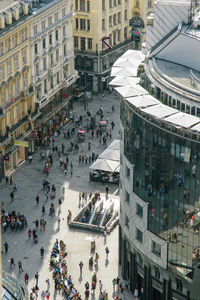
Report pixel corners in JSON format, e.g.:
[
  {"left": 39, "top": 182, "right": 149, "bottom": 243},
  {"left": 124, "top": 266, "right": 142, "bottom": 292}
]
[
  {"left": 7, "top": 11, "right": 12, "bottom": 25},
  {"left": 0, "top": 15, "right": 5, "bottom": 29},
  {"left": 23, "top": 3, "right": 29, "bottom": 15},
  {"left": 14, "top": 7, "right": 19, "bottom": 20}
]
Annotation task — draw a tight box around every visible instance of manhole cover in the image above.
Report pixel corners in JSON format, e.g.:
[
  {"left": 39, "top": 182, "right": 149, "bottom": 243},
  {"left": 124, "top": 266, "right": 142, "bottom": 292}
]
[{"left": 23, "top": 257, "right": 29, "bottom": 259}]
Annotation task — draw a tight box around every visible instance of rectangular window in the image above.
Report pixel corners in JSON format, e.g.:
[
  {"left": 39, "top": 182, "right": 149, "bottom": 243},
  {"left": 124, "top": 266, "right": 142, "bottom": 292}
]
[
  {"left": 124, "top": 9, "right": 127, "bottom": 20},
  {"left": 80, "top": 19, "right": 86, "bottom": 30},
  {"left": 81, "top": 37, "right": 85, "bottom": 50},
  {"left": 55, "top": 30, "right": 59, "bottom": 41},
  {"left": 14, "top": 55, "right": 18, "bottom": 71},
  {"left": 136, "top": 203, "right": 143, "bottom": 218},
  {"left": 41, "top": 20, "right": 46, "bottom": 30},
  {"left": 118, "top": 12, "right": 121, "bottom": 23},
  {"left": 114, "top": 0, "right": 116, "bottom": 6},
  {"left": 6, "top": 38, "right": 10, "bottom": 51},
  {"left": 135, "top": 0, "right": 139, "bottom": 8},
  {"left": 102, "top": 0, "right": 105, "bottom": 10},
  {"left": 34, "top": 43, "right": 38, "bottom": 55},
  {"left": 109, "top": 16, "right": 112, "bottom": 27},
  {"left": 0, "top": 65, "right": 4, "bottom": 80},
  {"left": 136, "top": 228, "right": 143, "bottom": 243},
  {"left": 87, "top": 0, "right": 90, "bottom": 11},
  {"left": 36, "top": 63, "right": 39, "bottom": 77},
  {"left": 148, "top": 0, "right": 152, "bottom": 7},
  {"left": 113, "top": 31, "right": 116, "bottom": 45},
  {"left": 152, "top": 241, "right": 161, "bottom": 257},
  {"left": 118, "top": 0, "right": 121, "bottom": 4},
  {"left": 43, "top": 57, "right": 47, "bottom": 71},
  {"left": 50, "top": 53, "right": 54, "bottom": 66},
  {"left": 88, "top": 38, "right": 92, "bottom": 49},
  {"left": 87, "top": 20, "right": 90, "bottom": 31},
  {"left": 125, "top": 190, "right": 130, "bottom": 203},
  {"left": 9, "top": 83, "right": 12, "bottom": 99},
  {"left": 64, "top": 44, "right": 67, "bottom": 56},
  {"left": 33, "top": 25, "right": 37, "bottom": 35},
  {"left": 15, "top": 77, "right": 19, "bottom": 95},
  {"left": 56, "top": 72, "right": 59, "bottom": 84},
  {"left": 113, "top": 14, "right": 116, "bottom": 25},
  {"left": 22, "top": 49, "right": 27, "bottom": 64},
  {"left": 102, "top": 19, "right": 105, "bottom": 30},
  {"left": 76, "top": 19, "right": 79, "bottom": 30},
  {"left": 125, "top": 166, "right": 130, "bottom": 178},
  {"left": 13, "top": 34, "right": 17, "bottom": 47},
  {"left": 7, "top": 60, "right": 11, "bottom": 75},
  {"left": 50, "top": 76, "right": 53, "bottom": 89},
  {"left": 62, "top": 8, "right": 66, "bottom": 17},
  {"left": 56, "top": 49, "right": 59, "bottom": 63},
  {"left": 19, "top": 30, "right": 23, "bottom": 43},
  {"left": 23, "top": 73, "right": 27, "bottom": 90},
  {"left": 1, "top": 87, "right": 5, "bottom": 104},
  {"left": 75, "top": 0, "right": 78, "bottom": 10},
  {"left": 63, "top": 25, "right": 66, "bottom": 37},
  {"left": 48, "top": 16, "right": 52, "bottom": 26},
  {"left": 0, "top": 41, "right": 3, "bottom": 56},
  {"left": 44, "top": 79, "right": 47, "bottom": 94},
  {"left": 55, "top": 12, "right": 59, "bottom": 22},
  {"left": 118, "top": 30, "right": 121, "bottom": 41},
  {"left": 125, "top": 215, "right": 129, "bottom": 228},
  {"left": 42, "top": 38, "right": 46, "bottom": 49},
  {"left": 124, "top": 27, "right": 127, "bottom": 39},
  {"left": 23, "top": 28, "right": 27, "bottom": 40},
  {"left": 109, "top": 0, "right": 112, "bottom": 8},
  {"left": 80, "top": 0, "right": 85, "bottom": 11},
  {"left": 74, "top": 37, "right": 78, "bottom": 48},
  {"left": 49, "top": 34, "right": 52, "bottom": 45}
]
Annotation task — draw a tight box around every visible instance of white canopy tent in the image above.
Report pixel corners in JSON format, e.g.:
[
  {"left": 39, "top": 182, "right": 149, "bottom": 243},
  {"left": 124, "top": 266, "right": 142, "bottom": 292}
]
[
  {"left": 107, "top": 139, "right": 120, "bottom": 150},
  {"left": 99, "top": 148, "right": 120, "bottom": 161},
  {"left": 115, "top": 86, "right": 148, "bottom": 98},
  {"left": 89, "top": 159, "right": 119, "bottom": 173},
  {"left": 109, "top": 76, "right": 140, "bottom": 87}
]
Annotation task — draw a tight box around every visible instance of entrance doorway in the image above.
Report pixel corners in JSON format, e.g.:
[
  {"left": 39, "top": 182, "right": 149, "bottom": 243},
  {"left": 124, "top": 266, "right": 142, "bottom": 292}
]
[{"left": 152, "top": 287, "right": 162, "bottom": 300}]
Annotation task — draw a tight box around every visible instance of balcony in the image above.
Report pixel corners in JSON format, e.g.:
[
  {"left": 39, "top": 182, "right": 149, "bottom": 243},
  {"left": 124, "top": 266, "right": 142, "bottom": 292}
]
[
  {"left": 48, "top": 64, "right": 61, "bottom": 76},
  {"left": 9, "top": 116, "right": 28, "bottom": 134},
  {"left": 0, "top": 132, "right": 9, "bottom": 144}
]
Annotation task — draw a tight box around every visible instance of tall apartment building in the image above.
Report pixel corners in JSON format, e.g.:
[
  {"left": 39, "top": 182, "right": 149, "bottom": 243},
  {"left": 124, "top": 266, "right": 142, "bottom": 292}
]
[
  {"left": 30, "top": 0, "right": 78, "bottom": 143},
  {"left": 73, "top": 0, "right": 134, "bottom": 92},
  {"left": 0, "top": 1, "right": 35, "bottom": 180}
]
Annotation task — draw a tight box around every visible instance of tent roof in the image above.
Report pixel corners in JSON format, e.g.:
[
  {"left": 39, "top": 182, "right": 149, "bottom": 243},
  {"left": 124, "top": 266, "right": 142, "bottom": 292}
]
[
  {"left": 126, "top": 95, "right": 160, "bottom": 108},
  {"left": 141, "top": 104, "right": 178, "bottom": 118},
  {"left": 109, "top": 76, "right": 140, "bottom": 87},
  {"left": 99, "top": 148, "right": 120, "bottom": 161},
  {"left": 107, "top": 139, "right": 120, "bottom": 150},
  {"left": 89, "top": 159, "right": 119, "bottom": 172},
  {"left": 115, "top": 85, "right": 148, "bottom": 98}
]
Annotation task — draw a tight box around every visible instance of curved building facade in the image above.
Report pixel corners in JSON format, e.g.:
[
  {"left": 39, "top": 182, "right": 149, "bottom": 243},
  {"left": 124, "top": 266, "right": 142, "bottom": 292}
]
[{"left": 113, "top": 50, "right": 200, "bottom": 300}]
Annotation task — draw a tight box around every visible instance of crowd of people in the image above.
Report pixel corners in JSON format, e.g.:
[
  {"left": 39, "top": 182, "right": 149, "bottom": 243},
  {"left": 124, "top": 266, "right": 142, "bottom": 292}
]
[{"left": 1, "top": 96, "right": 129, "bottom": 300}]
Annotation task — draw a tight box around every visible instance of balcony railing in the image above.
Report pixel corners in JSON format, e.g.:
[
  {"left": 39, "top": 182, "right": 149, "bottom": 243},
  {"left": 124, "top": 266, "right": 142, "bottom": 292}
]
[{"left": 9, "top": 116, "right": 28, "bottom": 134}]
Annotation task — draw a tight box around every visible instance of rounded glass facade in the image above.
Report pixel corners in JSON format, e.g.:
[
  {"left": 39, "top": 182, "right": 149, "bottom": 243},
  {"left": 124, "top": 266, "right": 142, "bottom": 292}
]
[{"left": 121, "top": 99, "right": 200, "bottom": 269}]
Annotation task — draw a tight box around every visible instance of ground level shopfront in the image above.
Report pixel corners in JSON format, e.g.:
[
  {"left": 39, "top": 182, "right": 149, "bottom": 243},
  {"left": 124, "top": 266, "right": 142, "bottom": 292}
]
[{"left": 119, "top": 226, "right": 190, "bottom": 300}]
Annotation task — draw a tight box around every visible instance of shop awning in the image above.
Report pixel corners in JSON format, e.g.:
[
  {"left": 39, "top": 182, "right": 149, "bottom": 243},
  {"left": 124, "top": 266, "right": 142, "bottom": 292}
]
[
  {"left": 14, "top": 140, "right": 29, "bottom": 147},
  {"left": 109, "top": 76, "right": 140, "bottom": 87}
]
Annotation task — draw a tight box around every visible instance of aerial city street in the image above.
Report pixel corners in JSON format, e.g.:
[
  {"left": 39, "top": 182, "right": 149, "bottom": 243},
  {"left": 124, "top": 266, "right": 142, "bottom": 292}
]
[{"left": 2, "top": 0, "right": 200, "bottom": 299}]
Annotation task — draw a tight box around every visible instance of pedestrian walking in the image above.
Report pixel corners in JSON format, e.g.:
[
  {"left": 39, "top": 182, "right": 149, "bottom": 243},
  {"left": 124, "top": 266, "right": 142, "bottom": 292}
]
[
  {"left": 45, "top": 291, "right": 50, "bottom": 299},
  {"left": 99, "top": 280, "right": 103, "bottom": 293},
  {"left": 10, "top": 176, "right": 13, "bottom": 185},
  {"left": 105, "top": 246, "right": 109, "bottom": 258},
  {"left": 46, "top": 279, "right": 50, "bottom": 290},
  {"left": 35, "top": 272, "right": 39, "bottom": 285},
  {"left": 28, "top": 228, "right": 32, "bottom": 238},
  {"left": 36, "top": 195, "right": 39, "bottom": 206},
  {"left": 79, "top": 261, "right": 83, "bottom": 274},
  {"left": 4, "top": 241, "right": 8, "bottom": 253},
  {"left": 42, "top": 205, "right": 45, "bottom": 215},
  {"left": 41, "top": 291, "right": 45, "bottom": 300},
  {"left": 46, "top": 191, "right": 49, "bottom": 201},
  {"left": 10, "top": 191, "right": 14, "bottom": 201},
  {"left": 5, "top": 176, "right": 9, "bottom": 184},
  {"left": 18, "top": 260, "right": 23, "bottom": 272},
  {"left": 112, "top": 278, "right": 116, "bottom": 292},
  {"left": 10, "top": 257, "right": 15, "bottom": 268},
  {"left": 24, "top": 273, "right": 29, "bottom": 284},
  {"left": 104, "top": 228, "right": 107, "bottom": 244}
]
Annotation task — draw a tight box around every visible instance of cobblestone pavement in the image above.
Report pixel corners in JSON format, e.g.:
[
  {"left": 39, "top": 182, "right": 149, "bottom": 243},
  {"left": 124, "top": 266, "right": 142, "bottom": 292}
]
[{"left": 0, "top": 91, "right": 133, "bottom": 299}]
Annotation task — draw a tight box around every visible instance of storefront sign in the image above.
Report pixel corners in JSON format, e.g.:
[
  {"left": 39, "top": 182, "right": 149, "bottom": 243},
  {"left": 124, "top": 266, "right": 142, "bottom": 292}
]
[
  {"left": 129, "top": 17, "right": 145, "bottom": 28},
  {"left": 14, "top": 140, "right": 29, "bottom": 148}
]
